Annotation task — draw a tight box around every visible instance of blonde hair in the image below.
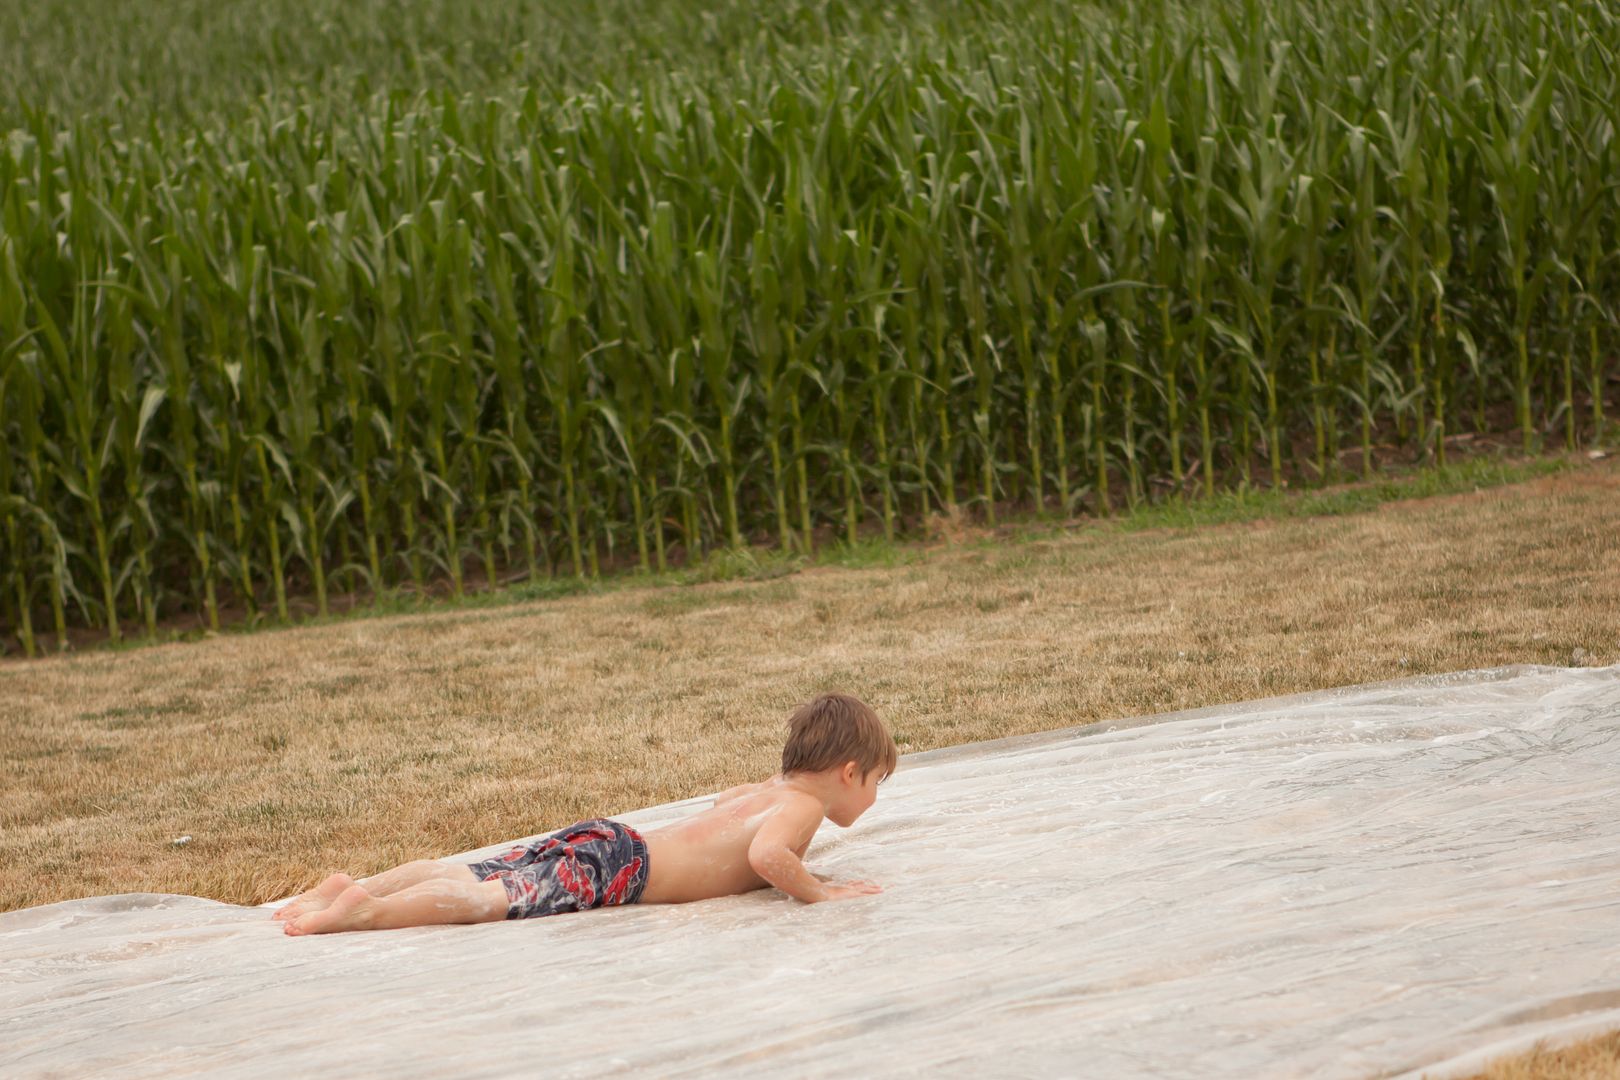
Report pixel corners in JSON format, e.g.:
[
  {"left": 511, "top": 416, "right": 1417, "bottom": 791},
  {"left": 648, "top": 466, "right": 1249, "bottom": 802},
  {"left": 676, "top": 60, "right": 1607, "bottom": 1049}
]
[{"left": 781, "top": 692, "right": 898, "bottom": 782}]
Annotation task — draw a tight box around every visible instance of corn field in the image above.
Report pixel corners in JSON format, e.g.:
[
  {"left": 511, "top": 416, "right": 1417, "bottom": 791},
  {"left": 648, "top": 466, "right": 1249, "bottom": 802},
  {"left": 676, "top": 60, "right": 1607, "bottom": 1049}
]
[{"left": 1, "top": 0, "right": 1617, "bottom": 655}]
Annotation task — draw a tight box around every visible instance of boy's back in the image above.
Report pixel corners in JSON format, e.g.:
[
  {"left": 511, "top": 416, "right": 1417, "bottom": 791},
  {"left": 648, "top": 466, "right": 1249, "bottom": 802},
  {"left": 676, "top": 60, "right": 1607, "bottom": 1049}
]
[
  {"left": 639, "top": 775, "right": 853, "bottom": 904},
  {"left": 639, "top": 692, "right": 894, "bottom": 906}
]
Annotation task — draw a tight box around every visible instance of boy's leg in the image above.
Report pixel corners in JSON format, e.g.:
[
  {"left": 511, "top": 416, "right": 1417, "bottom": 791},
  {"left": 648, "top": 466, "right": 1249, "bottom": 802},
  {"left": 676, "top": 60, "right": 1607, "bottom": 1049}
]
[
  {"left": 283, "top": 877, "right": 510, "bottom": 935},
  {"left": 274, "top": 859, "right": 481, "bottom": 920},
  {"left": 359, "top": 859, "right": 483, "bottom": 897}
]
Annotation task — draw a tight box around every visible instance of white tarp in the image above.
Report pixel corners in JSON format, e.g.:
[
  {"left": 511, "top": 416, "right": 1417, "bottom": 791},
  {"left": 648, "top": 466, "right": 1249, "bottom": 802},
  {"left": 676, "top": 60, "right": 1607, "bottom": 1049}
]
[{"left": 3, "top": 664, "right": 1618, "bottom": 1079}]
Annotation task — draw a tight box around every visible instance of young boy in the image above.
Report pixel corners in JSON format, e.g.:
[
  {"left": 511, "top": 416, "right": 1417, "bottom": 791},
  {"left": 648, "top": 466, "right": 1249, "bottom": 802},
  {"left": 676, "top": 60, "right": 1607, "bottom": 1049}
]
[{"left": 276, "top": 692, "right": 897, "bottom": 935}]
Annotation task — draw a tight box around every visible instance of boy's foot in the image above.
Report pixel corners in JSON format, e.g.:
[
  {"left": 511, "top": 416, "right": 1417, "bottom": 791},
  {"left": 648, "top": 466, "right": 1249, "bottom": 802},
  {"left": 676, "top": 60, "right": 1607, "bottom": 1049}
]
[
  {"left": 272, "top": 873, "right": 356, "bottom": 920},
  {"left": 283, "top": 885, "right": 374, "bottom": 936}
]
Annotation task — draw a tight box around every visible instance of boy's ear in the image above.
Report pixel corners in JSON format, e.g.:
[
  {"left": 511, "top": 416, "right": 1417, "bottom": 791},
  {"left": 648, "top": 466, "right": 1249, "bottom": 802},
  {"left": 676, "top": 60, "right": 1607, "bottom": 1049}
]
[{"left": 841, "top": 760, "right": 859, "bottom": 784}]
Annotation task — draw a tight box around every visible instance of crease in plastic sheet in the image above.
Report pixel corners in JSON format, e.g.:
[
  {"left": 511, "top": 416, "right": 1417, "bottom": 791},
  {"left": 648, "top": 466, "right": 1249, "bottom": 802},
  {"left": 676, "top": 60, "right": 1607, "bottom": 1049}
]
[{"left": 3, "top": 664, "right": 1618, "bottom": 1079}]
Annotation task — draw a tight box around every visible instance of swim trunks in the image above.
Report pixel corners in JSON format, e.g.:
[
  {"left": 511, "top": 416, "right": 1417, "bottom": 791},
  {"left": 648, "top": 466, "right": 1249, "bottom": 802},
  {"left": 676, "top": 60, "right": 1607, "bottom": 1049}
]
[{"left": 467, "top": 818, "right": 650, "bottom": 920}]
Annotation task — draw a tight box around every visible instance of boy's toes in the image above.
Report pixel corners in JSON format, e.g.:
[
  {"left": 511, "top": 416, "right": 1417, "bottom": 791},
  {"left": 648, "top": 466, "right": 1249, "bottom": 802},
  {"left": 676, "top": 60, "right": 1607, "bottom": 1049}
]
[
  {"left": 272, "top": 873, "right": 353, "bottom": 922},
  {"left": 283, "top": 885, "right": 370, "bottom": 936}
]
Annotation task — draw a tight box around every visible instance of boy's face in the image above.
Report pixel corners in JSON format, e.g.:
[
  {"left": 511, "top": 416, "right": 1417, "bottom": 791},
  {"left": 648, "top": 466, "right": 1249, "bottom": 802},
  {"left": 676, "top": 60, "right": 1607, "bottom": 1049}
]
[{"left": 828, "top": 761, "right": 882, "bottom": 826}]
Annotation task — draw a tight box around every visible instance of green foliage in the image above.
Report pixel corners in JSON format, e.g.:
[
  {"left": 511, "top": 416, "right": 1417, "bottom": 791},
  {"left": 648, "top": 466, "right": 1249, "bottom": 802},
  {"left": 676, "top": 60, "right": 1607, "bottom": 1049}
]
[{"left": 1, "top": 0, "right": 1616, "bottom": 650}]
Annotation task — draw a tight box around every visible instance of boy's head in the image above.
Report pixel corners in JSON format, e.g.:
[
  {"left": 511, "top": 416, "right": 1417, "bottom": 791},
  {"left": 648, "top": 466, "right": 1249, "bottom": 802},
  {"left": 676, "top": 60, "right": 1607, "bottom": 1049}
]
[{"left": 782, "top": 692, "right": 897, "bottom": 825}]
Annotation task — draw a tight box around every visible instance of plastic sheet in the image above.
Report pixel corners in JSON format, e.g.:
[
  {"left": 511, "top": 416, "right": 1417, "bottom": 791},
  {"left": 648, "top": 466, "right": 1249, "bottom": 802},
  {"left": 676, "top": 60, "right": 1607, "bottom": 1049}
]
[{"left": 3, "top": 664, "right": 1617, "bottom": 1079}]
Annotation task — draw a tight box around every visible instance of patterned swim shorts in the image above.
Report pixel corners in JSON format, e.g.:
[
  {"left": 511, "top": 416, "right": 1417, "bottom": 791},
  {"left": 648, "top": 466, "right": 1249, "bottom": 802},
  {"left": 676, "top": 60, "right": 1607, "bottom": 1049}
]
[{"left": 467, "top": 818, "right": 650, "bottom": 920}]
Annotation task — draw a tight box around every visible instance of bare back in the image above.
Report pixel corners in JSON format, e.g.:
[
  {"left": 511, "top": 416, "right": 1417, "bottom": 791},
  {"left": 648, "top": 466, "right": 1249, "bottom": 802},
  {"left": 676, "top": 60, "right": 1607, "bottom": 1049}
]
[{"left": 637, "top": 775, "right": 823, "bottom": 904}]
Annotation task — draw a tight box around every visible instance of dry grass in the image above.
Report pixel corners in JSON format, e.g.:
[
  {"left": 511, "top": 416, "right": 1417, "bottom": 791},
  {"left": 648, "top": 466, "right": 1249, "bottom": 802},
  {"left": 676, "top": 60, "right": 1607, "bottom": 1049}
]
[
  {"left": 3, "top": 459, "right": 1617, "bottom": 1079},
  {"left": 1453, "top": 1030, "right": 1620, "bottom": 1079},
  {"left": 3, "top": 461, "right": 1616, "bottom": 912}
]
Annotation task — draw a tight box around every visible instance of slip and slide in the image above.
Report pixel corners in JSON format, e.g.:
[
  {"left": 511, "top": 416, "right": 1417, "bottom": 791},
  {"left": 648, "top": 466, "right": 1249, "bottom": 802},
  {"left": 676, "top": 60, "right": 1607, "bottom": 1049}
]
[{"left": 3, "top": 665, "right": 1618, "bottom": 1078}]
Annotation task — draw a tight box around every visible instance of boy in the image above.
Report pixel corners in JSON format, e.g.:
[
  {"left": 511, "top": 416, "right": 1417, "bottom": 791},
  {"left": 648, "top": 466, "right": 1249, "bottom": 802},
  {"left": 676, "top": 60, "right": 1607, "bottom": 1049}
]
[{"left": 276, "top": 692, "right": 897, "bottom": 935}]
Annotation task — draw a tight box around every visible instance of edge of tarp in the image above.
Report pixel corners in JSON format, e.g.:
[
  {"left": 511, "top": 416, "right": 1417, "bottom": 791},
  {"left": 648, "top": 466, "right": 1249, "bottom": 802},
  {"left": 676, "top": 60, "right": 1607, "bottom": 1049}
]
[
  {"left": 1388, "top": 1004, "right": 1620, "bottom": 1080},
  {"left": 894, "top": 662, "right": 1577, "bottom": 769}
]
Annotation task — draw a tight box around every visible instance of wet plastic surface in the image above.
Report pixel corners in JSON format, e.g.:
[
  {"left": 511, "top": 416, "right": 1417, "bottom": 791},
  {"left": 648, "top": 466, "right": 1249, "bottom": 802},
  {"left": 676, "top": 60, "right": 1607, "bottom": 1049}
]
[{"left": 3, "top": 665, "right": 1617, "bottom": 1079}]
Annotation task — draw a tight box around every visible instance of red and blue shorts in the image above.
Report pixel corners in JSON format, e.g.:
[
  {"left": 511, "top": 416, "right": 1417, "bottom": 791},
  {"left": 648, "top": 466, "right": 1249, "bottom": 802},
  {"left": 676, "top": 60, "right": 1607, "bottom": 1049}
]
[{"left": 467, "top": 818, "right": 650, "bottom": 920}]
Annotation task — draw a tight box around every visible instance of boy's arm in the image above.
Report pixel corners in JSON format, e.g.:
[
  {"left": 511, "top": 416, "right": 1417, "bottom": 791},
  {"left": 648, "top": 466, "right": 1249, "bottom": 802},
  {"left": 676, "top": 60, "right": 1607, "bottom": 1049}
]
[{"left": 747, "top": 798, "right": 832, "bottom": 903}]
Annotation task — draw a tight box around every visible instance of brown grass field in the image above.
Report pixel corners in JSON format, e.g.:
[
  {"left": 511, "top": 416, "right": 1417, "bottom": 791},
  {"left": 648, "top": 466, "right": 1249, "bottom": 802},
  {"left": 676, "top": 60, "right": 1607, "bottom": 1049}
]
[
  {"left": 2, "top": 457, "right": 1617, "bottom": 1078},
  {"left": 1456, "top": 1030, "right": 1620, "bottom": 1080}
]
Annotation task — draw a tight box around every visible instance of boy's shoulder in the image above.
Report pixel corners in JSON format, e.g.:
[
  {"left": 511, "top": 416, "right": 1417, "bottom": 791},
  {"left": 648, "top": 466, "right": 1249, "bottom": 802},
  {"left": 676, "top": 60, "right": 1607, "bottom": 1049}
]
[
  {"left": 714, "top": 778, "right": 824, "bottom": 826},
  {"left": 713, "top": 773, "right": 789, "bottom": 806}
]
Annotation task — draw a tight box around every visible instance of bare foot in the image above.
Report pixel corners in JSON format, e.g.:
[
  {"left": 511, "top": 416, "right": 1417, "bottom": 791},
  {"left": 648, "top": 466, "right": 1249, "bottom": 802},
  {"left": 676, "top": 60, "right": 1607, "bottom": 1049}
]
[
  {"left": 272, "top": 873, "right": 355, "bottom": 921},
  {"left": 283, "top": 885, "right": 375, "bottom": 936}
]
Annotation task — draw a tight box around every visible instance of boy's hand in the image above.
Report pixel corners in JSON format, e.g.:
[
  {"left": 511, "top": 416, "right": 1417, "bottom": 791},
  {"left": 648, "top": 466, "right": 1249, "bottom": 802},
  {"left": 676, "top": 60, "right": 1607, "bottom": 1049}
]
[{"left": 819, "top": 880, "right": 882, "bottom": 901}]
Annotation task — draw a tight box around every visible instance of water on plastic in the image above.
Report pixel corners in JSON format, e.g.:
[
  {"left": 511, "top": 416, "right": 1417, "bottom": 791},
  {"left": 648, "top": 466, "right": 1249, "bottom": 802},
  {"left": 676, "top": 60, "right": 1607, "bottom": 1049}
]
[{"left": 2, "top": 665, "right": 1617, "bottom": 1079}]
